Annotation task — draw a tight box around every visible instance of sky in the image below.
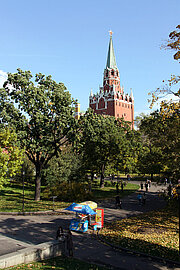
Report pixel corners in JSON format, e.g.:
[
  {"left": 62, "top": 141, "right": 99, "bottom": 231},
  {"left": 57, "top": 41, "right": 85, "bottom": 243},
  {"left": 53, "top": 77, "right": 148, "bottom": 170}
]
[{"left": 0, "top": 0, "right": 179, "bottom": 116}]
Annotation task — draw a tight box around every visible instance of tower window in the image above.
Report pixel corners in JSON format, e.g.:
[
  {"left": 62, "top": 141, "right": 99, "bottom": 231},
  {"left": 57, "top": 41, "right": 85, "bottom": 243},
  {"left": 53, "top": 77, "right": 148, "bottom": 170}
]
[{"left": 111, "top": 70, "right": 114, "bottom": 76}]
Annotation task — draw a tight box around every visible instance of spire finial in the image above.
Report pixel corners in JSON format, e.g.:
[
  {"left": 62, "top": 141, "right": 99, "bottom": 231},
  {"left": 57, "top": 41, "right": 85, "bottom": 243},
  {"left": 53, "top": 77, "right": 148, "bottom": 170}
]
[
  {"left": 106, "top": 30, "right": 117, "bottom": 70},
  {"left": 109, "top": 30, "right": 113, "bottom": 37}
]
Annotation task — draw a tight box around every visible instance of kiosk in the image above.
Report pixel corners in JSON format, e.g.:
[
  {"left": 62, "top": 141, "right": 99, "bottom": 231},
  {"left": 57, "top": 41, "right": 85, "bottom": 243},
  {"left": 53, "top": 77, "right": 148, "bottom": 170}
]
[{"left": 65, "top": 202, "right": 97, "bottom": 232}]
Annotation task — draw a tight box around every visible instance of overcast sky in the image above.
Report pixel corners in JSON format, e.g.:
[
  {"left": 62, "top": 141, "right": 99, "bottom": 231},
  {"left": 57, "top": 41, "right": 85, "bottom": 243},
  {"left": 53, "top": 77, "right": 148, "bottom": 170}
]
[{"left": 0, "top": 0, "right": 179, "bottom": 116}]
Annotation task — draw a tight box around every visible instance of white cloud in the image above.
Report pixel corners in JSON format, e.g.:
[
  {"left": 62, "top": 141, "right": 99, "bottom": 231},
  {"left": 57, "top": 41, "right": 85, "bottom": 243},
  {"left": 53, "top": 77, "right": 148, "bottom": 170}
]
[{"left": 0, "top": 70, "right": 7, "bottom": 88}]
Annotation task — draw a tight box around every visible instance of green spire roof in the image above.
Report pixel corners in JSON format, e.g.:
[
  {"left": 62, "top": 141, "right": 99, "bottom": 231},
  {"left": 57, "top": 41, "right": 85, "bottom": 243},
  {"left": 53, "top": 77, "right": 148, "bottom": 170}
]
[{"left": 106, "top": 35, "right": 118, "bottom": 70}]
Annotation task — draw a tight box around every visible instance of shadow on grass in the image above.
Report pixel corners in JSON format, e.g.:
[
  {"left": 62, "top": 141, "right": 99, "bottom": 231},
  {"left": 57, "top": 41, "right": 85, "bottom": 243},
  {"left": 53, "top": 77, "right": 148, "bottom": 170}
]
[
  {"left": 101, "top": 234, "right": 179, "bottom": 263},
  {"left": 9, "top": 256, "right": 108, "bottom": 270},
  {"left": 92, "top": 188, "right": 138, "bottom": 200}
]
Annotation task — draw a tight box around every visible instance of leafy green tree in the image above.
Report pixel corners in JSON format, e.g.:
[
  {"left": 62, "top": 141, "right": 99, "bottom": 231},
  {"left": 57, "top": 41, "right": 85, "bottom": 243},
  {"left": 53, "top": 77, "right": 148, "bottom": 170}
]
[
  {"left": 139, "top": 111, "right": 180, "bottom": 181},
  {"left": 0, "top": 69, "right": 75, "bottom": 200},
  {"left": 43, "top": 146, "right": 83, "bottom": 187},
  {"left": 117, "top": 129, "right": 143, "bottom": 174},
  {"left": 77, "top": 109, "right": 132, "bottom": 188},
  {"left": 0, "top": 128, "right": 23, "bottom": 187}
]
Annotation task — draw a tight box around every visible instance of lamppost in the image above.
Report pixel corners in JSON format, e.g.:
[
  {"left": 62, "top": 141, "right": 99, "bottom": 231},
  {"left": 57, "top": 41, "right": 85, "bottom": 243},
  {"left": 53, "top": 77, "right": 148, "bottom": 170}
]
[
  {"left": 51, "top": 196, "right": 57, "bottom": 211},
  {"left": 22, "top": 169, "right": 25, "bottom": 213},
  {"left": 176, "top": 186, "right": 180, "bottom": 256}
]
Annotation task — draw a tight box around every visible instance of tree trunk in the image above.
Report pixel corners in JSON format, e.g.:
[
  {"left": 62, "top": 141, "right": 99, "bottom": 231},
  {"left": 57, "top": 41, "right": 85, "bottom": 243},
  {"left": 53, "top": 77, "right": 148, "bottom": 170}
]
[
  {"left": 100, "top": 164, "right": 105, "bottom": 188},
  {"left": 89, "top": 172, "right": 94, "bottom": 192},
  {"left": 151, "top": 173, "right": 153, "bottom": 181},
  {"left": 34, "top": 164, "right": 41, "bottom": 201}
]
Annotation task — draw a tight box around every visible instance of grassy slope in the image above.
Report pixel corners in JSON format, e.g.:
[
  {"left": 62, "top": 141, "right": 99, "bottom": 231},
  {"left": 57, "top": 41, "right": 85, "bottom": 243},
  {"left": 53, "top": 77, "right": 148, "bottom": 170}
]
[
  {"left": 0, "top": 181, "right": 139, "bottom": 212},
  {"left": 100, "top": 202, "right": 179, "bottom": 261},
  {"left": 3, "top": 256, "right": 108, "bottom": 270}
]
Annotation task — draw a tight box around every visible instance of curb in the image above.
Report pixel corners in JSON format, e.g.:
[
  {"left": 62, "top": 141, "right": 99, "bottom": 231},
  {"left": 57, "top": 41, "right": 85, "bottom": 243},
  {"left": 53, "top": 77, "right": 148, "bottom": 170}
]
[
  {"left": 0, "top": 240, "right": 64, "bottom": 269},
  {"left": 0, "top": 210, "right": 70, "bottom": 216},
  {"left": 98, "top": 235, "right": 180, "bottom": 267}
]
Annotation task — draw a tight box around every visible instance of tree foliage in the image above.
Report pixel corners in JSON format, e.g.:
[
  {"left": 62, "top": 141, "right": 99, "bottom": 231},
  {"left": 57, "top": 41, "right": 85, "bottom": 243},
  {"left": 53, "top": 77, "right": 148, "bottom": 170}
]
[
  {"left": 76, "top": 109, "right": 141, "bottom": 187},
  {"left": 139, "top": 111, "right": 180, "bottom": 181},
  {"left": 0, "top": 128, "right": 23, "bottom": 187},
  {"left": 149, "top": 25, "right": 180, "bottom": 116},
  {"left": 0, "top": 69, "right": 75, "bottom": 200}
]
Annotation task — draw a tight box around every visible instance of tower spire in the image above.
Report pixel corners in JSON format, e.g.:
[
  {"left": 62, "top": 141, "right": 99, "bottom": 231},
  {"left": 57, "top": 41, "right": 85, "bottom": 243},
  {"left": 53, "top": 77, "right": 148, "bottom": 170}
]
[{"left": 106, "top": 30, "right": 118, "bottom": 70}]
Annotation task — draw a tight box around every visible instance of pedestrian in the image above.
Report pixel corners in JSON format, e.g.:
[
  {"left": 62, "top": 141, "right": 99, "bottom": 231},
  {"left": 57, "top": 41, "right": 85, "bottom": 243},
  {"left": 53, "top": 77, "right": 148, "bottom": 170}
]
[
  {"left": 164, "top": 178, "right": 167, "bottom": 185},
  {"left": 115, "top": 195, "right": 122, "bottom": 209},
  {"left": 145, "top": 182, "right": 148, "bottom": 192},
  {"left": 140, "top": 182, "right": 143, "bottom": 190},
  {"left": 137, "top": 193, "right": 142, "bottom": 205},
  {"left": 121, "top": 182, "right": 124, "bottom": 193},
  {"left": 67, "top": 229, "right": 73, "bottom": 257},
  {"left": 168, "top": 184, "right": 172, "bottom": 197},
  {"left": 127, "top": 174, "right": 130, "bottom": 181},
  {"left": 116, "top": 182, "right": 119, "bottom": 194},
  {"left": 142, "top": 192, "right": 147, "bottom": 205},
  {"left": 56, "top": 226, "right": 64, "bottom": 240}
]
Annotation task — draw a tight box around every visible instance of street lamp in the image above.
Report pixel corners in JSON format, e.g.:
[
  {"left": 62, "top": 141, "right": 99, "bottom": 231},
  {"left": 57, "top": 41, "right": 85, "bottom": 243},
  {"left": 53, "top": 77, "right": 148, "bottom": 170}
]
[
  {"left": 176, "top": 186, "right": 180, "bottom": 256},
  {"left": 22, "top": 170, "right": 25, "bottom": 213}
]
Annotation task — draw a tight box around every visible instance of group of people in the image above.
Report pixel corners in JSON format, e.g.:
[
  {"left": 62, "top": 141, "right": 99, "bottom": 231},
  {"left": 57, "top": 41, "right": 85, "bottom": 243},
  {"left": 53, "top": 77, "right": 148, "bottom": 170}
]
[
  {"left": 140, "top": 179, "right": 151, "bottom": 192},
  {"left": 116, "top": 181, "right": 124, "bottom": 194},
  {"left": 56, "top": 226, "right": 73, "bottom": 257}
]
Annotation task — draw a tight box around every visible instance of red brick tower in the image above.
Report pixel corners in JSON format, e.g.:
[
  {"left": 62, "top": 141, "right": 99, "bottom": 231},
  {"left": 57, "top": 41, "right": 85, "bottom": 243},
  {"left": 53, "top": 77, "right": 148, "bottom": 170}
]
[{"left": 89, "top": 31, "right": 134, "bottom": 128}]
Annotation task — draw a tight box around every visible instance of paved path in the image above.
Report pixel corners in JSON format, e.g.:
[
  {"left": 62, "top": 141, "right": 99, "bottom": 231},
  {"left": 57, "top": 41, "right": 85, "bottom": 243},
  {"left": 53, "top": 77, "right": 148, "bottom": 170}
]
[{"left": 0, "top": 181, "right": 179, "bottom": 270}]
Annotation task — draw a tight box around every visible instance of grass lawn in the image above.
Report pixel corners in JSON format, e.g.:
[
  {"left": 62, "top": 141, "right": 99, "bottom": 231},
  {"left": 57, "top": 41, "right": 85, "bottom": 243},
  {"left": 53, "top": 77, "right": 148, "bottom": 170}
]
[
  {"left": 92, "top": 182, "right": 139, "bottom": 200},
  {"left": 0, "top": 181, "right": 139, "bottom": 212},
  {"left": 100, "top": 202, "right": 179, "bottom": 262},
  {"left": 4, "top": 256, "right": 108, "bottom": 270},
  {"left": 0, "top": 182, "right": 69, "bottom": 212}
]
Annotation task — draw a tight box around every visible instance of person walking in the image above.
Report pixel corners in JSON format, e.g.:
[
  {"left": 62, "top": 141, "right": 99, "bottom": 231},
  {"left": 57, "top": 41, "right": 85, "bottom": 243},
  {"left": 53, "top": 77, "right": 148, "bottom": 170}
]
[
  {"left": 142, "top": 192, "right": 147, "bottom": 205},
  {"left": 137, "top": 193, "right": 142, "bottom": 205},
  {"left": 116, "top": 182, "right": 119, "bottom": 194},
  {"left": 115, "top": 195, "right": 122, "bottom": 209},
  {"left": 67, "top": 229, "right": 73, "bottom": 257},
  {"left": 56, "top": 226, "right": 64, "bottom": 240},
  {"left": 121, "top": 182, "right": 124, "bottom": 193},
  {"left": 140, "top": 182, "right": 143, "bottom": 190},
  {"left": 145, "top": 182, "right": 148, "bottom": 192}
]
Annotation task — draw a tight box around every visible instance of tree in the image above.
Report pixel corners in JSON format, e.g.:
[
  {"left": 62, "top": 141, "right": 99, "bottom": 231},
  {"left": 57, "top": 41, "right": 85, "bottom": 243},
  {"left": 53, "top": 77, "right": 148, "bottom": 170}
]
[
  {"left": 139, "top": 111, "right": 180, "bottom": 181},
  {"left": 77, "top": 109, "right": 132, "bottom": 188},
  {"left": 0, "top": 69, "right": 75, "bottom": 200},
  {"left": 43, "top": 146, "right": 83, "bottom": 187},
  {"left": 0, "top": 128, "right": 23, "bottom": 187},
  {"left": 149, "top": 25, "right": 180, "bottom": 116}
]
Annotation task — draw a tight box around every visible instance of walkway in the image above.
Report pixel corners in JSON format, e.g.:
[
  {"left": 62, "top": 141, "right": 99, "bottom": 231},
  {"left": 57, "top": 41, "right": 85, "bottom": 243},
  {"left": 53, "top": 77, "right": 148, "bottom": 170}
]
[{"left": 0, "top": 181, "right": 179, "bottom": 269}]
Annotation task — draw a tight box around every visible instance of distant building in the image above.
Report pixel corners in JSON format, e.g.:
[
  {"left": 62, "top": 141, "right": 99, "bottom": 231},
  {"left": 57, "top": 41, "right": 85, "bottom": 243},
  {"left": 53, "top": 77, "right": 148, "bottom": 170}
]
[
  {"left": 75, "top": 102, "right": 80, "bottom": 120},
  {"left": 89, "top": 31, "right": 134, "bottom": 128}
]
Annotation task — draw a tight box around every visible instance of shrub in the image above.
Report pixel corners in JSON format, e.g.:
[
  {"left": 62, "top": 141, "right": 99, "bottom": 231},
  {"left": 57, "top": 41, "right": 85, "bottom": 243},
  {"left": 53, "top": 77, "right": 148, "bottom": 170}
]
[{"left": 43, "top": 181, "right": 93, "bottom": 202}]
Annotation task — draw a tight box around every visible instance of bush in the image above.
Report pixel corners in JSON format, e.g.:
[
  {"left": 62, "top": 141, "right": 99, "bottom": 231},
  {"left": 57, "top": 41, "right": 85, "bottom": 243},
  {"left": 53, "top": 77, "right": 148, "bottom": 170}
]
[{"left": 43, "top": 181, "right": 93, "bottom": 202}]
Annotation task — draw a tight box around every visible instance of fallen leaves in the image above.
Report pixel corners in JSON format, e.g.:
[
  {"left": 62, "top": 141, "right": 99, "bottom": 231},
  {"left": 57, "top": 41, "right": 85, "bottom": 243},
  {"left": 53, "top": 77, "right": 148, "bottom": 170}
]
[{"left": 100, "top": 205, "right": 179, "bottom": 261}]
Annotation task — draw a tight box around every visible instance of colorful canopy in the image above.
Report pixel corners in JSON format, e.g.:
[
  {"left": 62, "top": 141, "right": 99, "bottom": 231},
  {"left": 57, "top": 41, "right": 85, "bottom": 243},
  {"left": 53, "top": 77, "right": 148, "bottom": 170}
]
[
  {"left": 80, "top": 201, "right": 97, "bottom": 210},
  {"left": 65, "top": 203, "right": 97, "bottom": 215}
]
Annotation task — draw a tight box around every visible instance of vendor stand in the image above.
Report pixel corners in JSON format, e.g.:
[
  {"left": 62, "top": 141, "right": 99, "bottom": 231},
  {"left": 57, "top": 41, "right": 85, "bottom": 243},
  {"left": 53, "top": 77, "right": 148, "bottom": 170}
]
[{"left": 65, "top": 202, "right": 97, "bottom": 232}]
